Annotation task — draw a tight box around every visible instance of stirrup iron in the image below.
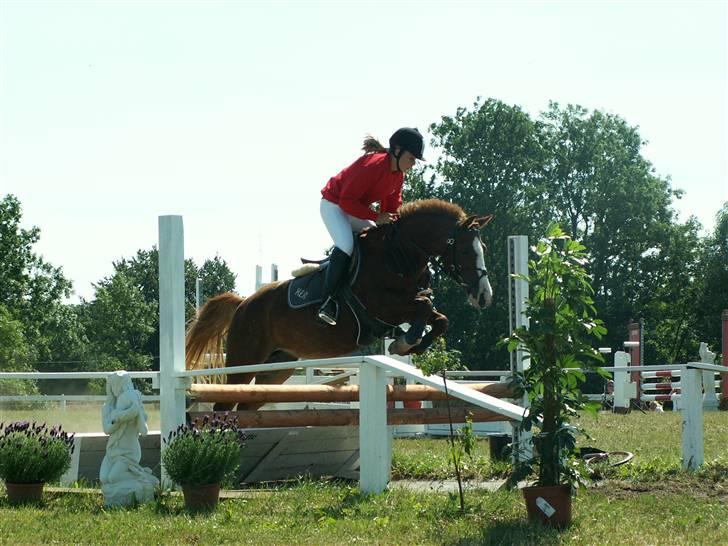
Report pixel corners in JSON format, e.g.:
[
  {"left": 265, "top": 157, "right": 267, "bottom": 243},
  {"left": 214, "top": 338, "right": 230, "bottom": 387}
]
[{"left": 317, "top": 297, "right": 339, "bottom": 326}]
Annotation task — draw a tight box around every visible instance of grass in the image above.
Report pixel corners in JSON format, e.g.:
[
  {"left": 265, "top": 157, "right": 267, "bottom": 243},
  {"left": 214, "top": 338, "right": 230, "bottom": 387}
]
[
  {"left": 0, "top": 409, "right": 727, "bottom": 544},
  {"left": 0, "top": 403, "right": 161, "bottom": 432}
]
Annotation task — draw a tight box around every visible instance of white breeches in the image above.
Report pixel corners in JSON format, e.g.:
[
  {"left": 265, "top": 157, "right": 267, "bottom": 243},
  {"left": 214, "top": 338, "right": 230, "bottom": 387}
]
[{"left": 320, "top": 198, "right": 376, "bottom": 256}]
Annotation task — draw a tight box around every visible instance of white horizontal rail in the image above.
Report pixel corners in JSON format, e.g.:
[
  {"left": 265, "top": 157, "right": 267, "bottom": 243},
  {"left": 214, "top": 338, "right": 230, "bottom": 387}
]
[
  {"left": 0, "top": 371, "right": 159, "bottom": 380},
  {"left": 0, "top": 395, "right": 160, "bottom": 403},
  {"left": 366, "top": 355, "right": 526, "bottom": 422},
  {"left": 571, "top": 363, "right": 727, "bottom": 374},
  {"left": 180, "top": 356, "right": 366, "bottom": 379}
]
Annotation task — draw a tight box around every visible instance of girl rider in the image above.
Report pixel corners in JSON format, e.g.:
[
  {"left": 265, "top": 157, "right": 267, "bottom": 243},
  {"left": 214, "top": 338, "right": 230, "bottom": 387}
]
[{"left": 317, "top": 127, "right": 424, "bottom": 326}]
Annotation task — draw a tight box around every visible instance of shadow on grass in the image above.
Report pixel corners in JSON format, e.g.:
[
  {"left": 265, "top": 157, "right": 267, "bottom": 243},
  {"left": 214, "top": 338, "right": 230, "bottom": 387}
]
[{"left": 445, "top": 518, "right": 567, "bottom": 546}]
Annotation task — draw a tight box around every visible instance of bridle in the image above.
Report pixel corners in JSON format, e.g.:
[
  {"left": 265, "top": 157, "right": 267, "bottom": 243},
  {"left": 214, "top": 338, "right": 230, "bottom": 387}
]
[
  {"left": 384, "top": 221, "right": 489, "bottom": 293},
  {"left": 432, "top": 225, "right": 489, "bottom": 295}
]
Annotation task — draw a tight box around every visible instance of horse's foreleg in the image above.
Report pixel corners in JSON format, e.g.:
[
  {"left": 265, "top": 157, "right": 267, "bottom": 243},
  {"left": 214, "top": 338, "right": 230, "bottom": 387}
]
[
  {"left": 408, "top": 309, "right": 448, "bottom": 355},
  {"left": 388, "top": 297, "right": 434, "bottom": 356}
]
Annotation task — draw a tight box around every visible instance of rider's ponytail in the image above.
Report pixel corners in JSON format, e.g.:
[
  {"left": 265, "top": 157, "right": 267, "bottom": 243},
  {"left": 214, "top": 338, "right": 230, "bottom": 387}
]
[{"left": 362, "top": 136, "right": 388, "bottom": 154}]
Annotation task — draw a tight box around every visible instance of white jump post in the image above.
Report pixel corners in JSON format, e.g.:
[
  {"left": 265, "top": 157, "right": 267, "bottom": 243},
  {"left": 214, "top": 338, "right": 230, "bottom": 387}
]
[
  {"left": 613, "top": 350, "right": 636, "bottom": 413},
  {"left": 508, "top": 235, "right": 531, "bottom": 463},
  {"left": 358, "top": 361, "right": 391, "bottom": 494},
  {"left": 158, "top": 215, "right": 187, "bottom": 489},
  {"left": 681, "top": 365, "right": 704, "bottom": 470}
]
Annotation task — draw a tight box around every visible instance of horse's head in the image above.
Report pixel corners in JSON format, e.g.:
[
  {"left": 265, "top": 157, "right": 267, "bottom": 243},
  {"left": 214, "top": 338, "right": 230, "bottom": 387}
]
[{"left": 441, "top": 215, "right": 494, "bottom": 309}]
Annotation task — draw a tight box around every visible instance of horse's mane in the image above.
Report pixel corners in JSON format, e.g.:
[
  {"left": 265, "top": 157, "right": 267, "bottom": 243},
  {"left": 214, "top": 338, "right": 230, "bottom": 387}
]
[
  {"left": 398, "top": 199, "right": 467, "bottom": 223},
  {"left": 359, "top": 199, "right": 467, "bottom": 247}
]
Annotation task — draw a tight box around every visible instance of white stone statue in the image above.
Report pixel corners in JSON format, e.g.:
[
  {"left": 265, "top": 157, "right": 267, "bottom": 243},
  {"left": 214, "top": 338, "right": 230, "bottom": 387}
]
[
  {"left": 100, "top": 371, "right": 159, "bottom": 506},
  {"left": 699, "top": 342, "right": 719, "bottom": 410}
]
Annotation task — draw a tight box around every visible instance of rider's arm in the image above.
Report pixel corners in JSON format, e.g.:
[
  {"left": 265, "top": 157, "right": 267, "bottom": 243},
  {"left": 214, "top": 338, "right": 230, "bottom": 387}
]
[
  {"left": 337, "top": 160, "right": 381, "bottom": 221},
  {"left": 379, "top": 181, "right": 403, "bottom": 215}
]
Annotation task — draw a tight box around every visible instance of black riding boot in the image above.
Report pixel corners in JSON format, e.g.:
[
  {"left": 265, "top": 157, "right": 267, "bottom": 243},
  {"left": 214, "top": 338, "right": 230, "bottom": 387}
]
[{"left": 317, "top": 247, "right": 350, "bottom": 326}]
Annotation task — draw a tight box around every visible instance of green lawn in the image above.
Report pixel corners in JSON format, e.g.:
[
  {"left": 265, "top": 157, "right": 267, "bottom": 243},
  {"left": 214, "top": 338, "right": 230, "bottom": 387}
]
[{"left": 1, "top": 410, "right": 727, "bottom": 544}]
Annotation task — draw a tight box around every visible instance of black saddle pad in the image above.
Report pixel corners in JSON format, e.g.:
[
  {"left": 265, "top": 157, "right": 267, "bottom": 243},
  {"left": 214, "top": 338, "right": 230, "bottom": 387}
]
[
  {"left": 288, "top": 264, "right": 328, "bottom": 309},
  {"left": 287, "top": 245, "right": 362, "bottom": 309}
]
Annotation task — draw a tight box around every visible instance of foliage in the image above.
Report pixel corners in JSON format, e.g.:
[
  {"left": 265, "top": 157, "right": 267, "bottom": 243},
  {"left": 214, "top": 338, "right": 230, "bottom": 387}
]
[
  {"left": 0, "top": 304, "right": 38, "bottom": 397},
  {"left": 162, "top": 415, "right": 246, "bottom": 487},
  {"left": 412, "top": 336, "right": 470, "bottom": 509},
  {"left": 504, "top": 226, "right": 609, "bottom": 488},
  {"left": 0, "top": 421, "right": 74, "bottom": 483},
  {"left": 0, "top": 194, "right": 87, "bottom": 369},
  {"left": 412, "top": 336, "right": 463, "bottom": 376},
  {"left": 81, "top": 272, "right": 157, "bottom": 373},
  {"left": 81, "top": 247, "right": 237, "bottom": 374},
  {"left": 405, "top": 99, "right": 712, "bottom": 371},
  {"left": 691, "top": 202, "right": 728, "bottom": 358}
]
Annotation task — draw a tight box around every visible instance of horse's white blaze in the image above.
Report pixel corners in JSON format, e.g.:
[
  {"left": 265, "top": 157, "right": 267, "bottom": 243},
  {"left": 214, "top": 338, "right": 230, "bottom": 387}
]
[{"left": 469, "top": 238, "right": 493, "bottom": 308}]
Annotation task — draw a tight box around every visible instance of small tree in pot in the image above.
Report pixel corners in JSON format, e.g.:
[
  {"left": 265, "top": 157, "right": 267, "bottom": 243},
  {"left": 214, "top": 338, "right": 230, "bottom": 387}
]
[{"left": 504, "top": 226, "right": 608, "bottom": 527}]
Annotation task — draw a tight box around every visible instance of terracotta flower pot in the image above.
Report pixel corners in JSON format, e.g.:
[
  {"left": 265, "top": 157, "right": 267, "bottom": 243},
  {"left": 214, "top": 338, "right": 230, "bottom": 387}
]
[
  {"left": 522, "top": 484, "right": 572, "bottom": 527},
  {"left": 181, "top": 483, "right": 220, "bottom": 512},
  {"left": 5, "top": 482, "right": 45, "bottom": 504}
]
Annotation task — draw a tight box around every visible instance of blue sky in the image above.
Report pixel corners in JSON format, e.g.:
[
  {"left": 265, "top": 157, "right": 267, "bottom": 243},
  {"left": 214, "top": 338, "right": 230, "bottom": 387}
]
[{"left": 1, "top": 1, "right": 726, "bottom": 302}]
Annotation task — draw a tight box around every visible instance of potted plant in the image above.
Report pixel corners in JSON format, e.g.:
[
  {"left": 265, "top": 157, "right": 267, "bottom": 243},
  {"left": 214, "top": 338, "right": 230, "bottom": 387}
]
[
  {"left": 0, "top": 421, "right": 75, "bottom": 504},
  {"left": 504, "top": 226, "right": 608, "bottom": 527},
  {"left": 162, "top": 414, "right": 246, "bottom": 511}
]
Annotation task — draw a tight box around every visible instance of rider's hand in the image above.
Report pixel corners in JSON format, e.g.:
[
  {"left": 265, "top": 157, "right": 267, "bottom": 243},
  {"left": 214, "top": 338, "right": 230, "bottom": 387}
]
[{"left": 376, "top": 212, "right": 396, "bottom": 225}]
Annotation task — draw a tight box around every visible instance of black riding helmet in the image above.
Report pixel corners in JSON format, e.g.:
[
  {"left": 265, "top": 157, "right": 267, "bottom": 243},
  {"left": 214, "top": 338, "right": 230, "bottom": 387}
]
[{"left": 389, "top": 127, "right": 425, "bottom": 161}]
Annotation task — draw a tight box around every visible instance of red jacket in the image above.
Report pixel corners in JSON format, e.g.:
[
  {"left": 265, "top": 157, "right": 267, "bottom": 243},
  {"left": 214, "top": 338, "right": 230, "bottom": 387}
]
[{"left": 321, "top": 153, "right": 404, "bottom": 221}]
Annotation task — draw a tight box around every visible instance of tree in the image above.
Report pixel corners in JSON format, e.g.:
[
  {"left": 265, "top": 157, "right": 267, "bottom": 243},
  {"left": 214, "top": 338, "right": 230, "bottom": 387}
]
[
  {"left": 406, "top": 99, "right": 549, "bottom": 368},
  {"left": 80, "top": 247, "right": 237, "bottom": 371},
  {"left": 82, "top": 272, "right": 157, "bottom": 373},
  {"left": 0, "top": 194, "right": 89, "bottom": 372},
  {"left": 0, "top": 304, "right": 38, "bottom": 396},
  {"left": 690, "top": 203, "right": 728, "bottom": 357},
  {"left": 405, "top": 99, "right": 697, "bottom": 370},
  {"left": 537, "top": 102, "right": 692, "bottom": 362}
]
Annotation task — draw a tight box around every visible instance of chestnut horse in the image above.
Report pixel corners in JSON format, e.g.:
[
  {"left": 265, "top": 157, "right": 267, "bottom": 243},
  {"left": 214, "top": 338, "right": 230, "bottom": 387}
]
[{"left": 185, "top": 198, "right": 493, "bottom": 410}]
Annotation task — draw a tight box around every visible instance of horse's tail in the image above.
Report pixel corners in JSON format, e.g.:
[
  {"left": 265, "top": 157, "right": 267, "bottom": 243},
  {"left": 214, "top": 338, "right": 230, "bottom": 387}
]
[{"left": 185, "top": 292, "right": 244, "bottom": 373}]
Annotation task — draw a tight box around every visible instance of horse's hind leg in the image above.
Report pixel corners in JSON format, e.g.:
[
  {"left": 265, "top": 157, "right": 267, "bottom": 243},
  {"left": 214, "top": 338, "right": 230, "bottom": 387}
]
[
  {"left": 254, "top": 350, "right": 298, "bottom": 387},
  {"left": 233, "top": 350, "right": 298, "bottom": 412},
  {"left": 213, "top": 312, "right": 275, "bottom": 412}
]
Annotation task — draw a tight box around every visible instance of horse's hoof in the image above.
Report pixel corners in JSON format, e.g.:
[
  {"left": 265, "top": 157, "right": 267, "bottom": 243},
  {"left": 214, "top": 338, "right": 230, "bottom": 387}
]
[{"left": 388, "top": 337, "right": 420, "bottom": 356}]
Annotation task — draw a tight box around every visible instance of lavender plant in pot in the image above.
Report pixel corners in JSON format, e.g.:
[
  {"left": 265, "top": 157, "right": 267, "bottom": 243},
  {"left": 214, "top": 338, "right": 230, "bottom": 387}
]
[
  {"left": 162, "top": 414, "right": 246, "bottom": 512},
  {"left": 0, "top": 421, "right": 75, "bottom": 504},
  {"left": 504, "top": 226, "right": 608, "bottom": 527}
]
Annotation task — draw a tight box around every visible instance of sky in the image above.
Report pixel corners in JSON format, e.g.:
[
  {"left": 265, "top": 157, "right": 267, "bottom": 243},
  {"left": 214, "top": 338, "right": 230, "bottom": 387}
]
[{"left": 1, "top": 0, "right": 726, "bottom": 303}]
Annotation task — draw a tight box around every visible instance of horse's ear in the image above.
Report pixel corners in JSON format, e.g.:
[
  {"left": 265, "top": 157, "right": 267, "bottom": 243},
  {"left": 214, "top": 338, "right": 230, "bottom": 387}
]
[{"left": 464, "top": 215, "right": 494, "bottom": 230}]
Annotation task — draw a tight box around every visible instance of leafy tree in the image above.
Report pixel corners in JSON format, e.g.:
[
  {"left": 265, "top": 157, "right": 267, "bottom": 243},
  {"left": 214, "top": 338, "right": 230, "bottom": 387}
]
[
  {"left": 691, "top": 203, "right": 728, "bottom": 357},
  {"left": 82, "top": 272, "right": 157, "bottom": 373},
  {"left": 0, "top": 304, "right": 38, "bottom": 396},
  {"left": 81, "top": 247, "right": 237, "bottom": 371},
  {"left": 406, "top": 99, "right": 549, "bottom": 369},
  {"left": 537, "top": 103, "right": 686, "bottom": 359},
  {"left": 197, "top": 256, "right": 237, "bottom": 304},
  {"left": 405, "top": 99, "right": 699, "bottom": 370},
  {"left": 0, "top": 194, "right": 89, "bottom": 372}
]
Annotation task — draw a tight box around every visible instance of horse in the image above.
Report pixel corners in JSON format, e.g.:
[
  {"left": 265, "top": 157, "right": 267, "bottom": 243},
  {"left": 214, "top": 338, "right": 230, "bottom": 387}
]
[{"left": 185, "top": 198, "right": 494, "bottom": 410}]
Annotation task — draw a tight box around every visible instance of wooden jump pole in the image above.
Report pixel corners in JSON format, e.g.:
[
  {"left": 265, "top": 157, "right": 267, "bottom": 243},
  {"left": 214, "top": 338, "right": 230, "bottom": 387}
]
[
  {"left": 188, "top": 382, "right": 513, "bottom": 404},
  {"left": 188, "top": 407, "right": 509, "bottom": 428}
]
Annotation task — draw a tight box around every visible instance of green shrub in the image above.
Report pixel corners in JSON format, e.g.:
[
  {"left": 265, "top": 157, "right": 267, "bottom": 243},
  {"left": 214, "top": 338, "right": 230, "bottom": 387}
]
[
  {"left": 162, "top": 415, "right": 246, "bottom": 487},
  {"left": 0, "top": 421, "right": 74, "bottom": 483}
]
